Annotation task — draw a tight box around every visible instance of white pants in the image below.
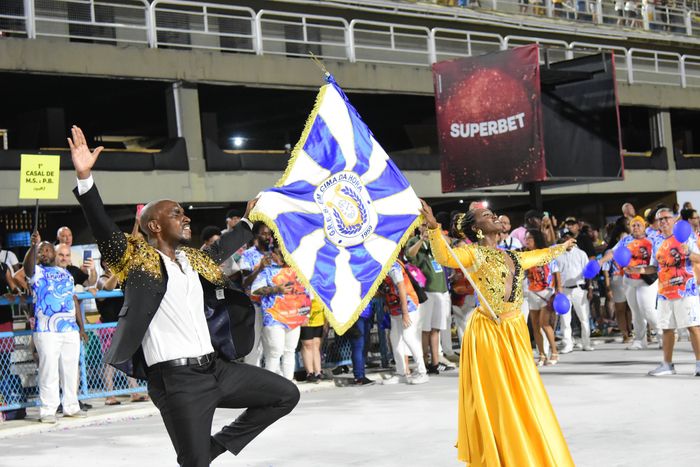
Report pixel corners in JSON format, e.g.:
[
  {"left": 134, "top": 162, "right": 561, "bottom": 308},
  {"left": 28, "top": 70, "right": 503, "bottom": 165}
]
[
  {"left": 624, "top": 278, "right": 660, "bottom": 343},
  {"left": 452, "top": 295, "right": 476, "bottom": 346},
  {"left": 560, "top": 286, "right": 591, "bottom": 348},
  {"left": 33, "top": 331, "right": 81, "bottom": 418},
  {"left": 420, "top": 291, "right": 450, "bottom": 332},
  {"left": 390, "top": 314, "right": 427, "bottom": 376},
  {"left": 262, "top": 325, "right": 301, "bottom": 380},
  {"left": 243, "top": 305, "right": 263, "bottom": 366}
]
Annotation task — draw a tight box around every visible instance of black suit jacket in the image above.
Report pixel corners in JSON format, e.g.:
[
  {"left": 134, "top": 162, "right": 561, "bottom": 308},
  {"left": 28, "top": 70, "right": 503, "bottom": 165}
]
[{"left": 74, "top": 183, "right": 255, "bottom": 379}]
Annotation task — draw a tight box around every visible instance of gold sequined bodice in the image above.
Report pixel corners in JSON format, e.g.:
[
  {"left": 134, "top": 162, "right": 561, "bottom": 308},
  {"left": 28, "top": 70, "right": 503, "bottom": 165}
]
[
  {"left": 101, "top": 231, "right": 226, "bottom": 288},
  {"left": 428, "top": 228, "right": 567, "bottom": 316}
]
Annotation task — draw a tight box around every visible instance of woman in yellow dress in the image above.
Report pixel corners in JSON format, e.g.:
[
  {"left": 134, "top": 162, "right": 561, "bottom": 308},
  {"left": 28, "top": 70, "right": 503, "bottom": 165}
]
[{"left": 419, "top": 201, "right": 575, "bottom": 467}]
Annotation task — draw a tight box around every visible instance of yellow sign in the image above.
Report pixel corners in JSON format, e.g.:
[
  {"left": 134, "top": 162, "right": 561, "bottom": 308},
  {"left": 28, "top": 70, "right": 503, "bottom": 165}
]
[{"left": 19, "top": 154, "right": 61, "bottom": 199}]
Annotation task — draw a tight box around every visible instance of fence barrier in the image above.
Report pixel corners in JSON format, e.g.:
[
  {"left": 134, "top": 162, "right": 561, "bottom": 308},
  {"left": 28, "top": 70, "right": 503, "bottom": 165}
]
[{"left": 1, "top": 290, "right": 356, "bottom": 413}]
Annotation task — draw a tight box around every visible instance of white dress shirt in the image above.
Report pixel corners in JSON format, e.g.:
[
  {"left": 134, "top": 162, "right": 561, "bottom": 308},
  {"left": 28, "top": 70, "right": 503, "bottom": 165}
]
[
  {"left": 555, "top": 246, "right": 589, "bottom": 287},
  {"left": 141, "top": 250, "right": 214, "bottom": 366},
  {"left": 77, "top": 175, "right": 228, "bottom": 365}
]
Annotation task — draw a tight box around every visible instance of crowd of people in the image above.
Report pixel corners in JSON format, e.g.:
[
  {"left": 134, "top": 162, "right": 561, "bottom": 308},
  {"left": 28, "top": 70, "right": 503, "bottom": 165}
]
[
  {"left": 3, "top": 195, "right": 700, "bottom": 423},
  {"left": 413, "top": 0, "right": 696, "bottom": 32}
]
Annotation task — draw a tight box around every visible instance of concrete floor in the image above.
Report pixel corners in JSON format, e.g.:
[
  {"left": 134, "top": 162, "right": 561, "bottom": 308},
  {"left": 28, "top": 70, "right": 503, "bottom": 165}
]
[{"left": 3, "top": 341, "right": 700, "bottom": 467}]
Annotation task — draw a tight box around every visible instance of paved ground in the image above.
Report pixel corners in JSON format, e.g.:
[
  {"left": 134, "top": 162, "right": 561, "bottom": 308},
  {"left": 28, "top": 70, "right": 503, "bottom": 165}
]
[{"left": 3, "top": 340, "right": 700, "bottom": 466}]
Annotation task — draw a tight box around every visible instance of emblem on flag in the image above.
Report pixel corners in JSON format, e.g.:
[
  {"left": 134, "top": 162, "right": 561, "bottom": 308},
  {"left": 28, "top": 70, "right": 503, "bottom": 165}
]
[{"left": 250, "top": 75, "right": 422, "bottom": 334}]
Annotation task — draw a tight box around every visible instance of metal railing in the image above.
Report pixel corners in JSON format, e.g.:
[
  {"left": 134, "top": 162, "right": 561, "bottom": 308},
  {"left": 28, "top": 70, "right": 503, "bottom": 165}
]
[
  {"left": 150, "top": 1, "right": 256, "bottom": 53},
  {"left": 0, "top": 290, "right": 147, "bottom": 413},
  {"left": 31, "top": 0, "right": 151, "bottom": 45},
  {"left": 1, "top": 0, "right": 700, "bottom": 88},
  {"left": 257, "top": 10, "right": 349, "bottom": 60},
  {"left": 0, "top": 289, "right": 354, "bottom": 413}
]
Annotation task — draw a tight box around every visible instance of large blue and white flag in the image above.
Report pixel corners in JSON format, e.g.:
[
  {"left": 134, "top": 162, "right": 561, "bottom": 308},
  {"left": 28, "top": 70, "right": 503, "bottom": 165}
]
[{"left": 250, "top": 75, "right": 422, "bottom": 335}]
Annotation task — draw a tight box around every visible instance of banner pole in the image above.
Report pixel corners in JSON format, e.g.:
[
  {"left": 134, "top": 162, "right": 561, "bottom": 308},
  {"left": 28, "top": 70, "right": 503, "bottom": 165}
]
[
  {"left": 31, "top": 199, "right": 39, "bottom": 267},
  {"left": 439, "top": 233, "right": 501, "bottom": 325}
]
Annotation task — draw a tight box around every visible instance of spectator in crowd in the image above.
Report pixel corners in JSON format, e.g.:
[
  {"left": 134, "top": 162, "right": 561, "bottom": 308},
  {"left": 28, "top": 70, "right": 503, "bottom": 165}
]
[
  {"left": 622, "top": 202, "right": 636, "bottom": 221},
  {"left": 238, "top": 222, "right": 274, "bottom": 366},
  {"left": 604, "top": 217, "right": 633, "bottom": 343},
  {"left": 0, "top": 232, "right": 19, "bottom": 272},
  {"left": 602, "top": 216, "right": 661, "bottom": 350},
  {"left": 223, "top": 209, "right": 242, "bottom": 234},
  {"left": 519, "top": 0, "right": 530, "bottom": 14},
  {"left": 564, "top": 217, "right": 596, "bottom": 258},
  {"left": 642, "top": 208, "right": 700, "bottom": 376},
  {"left": 55, "top": 243, "right": 96, "bottom": 292},
  {"left": 300, "top": 297, "right": 325, "bottom": 383},
  {"left": 202, "top": 225, "right": 241, "bottom": 282},
  {"left": 23, "top": 232, "right": 88, "bottom": 423},
  {"left": 615, "top": 0, "right": 626, "bottom": 25},
  {"left": 625, "top": 0, "right": 640, "bottom": 27},
  {"left": 53, "top": 242, "right": 96, "bottom": 412},
  {"left": 1, "top": 260, "right": 19, "bottom": 331},
  {"left": 525, "top": 230, "right": 562, "bottom": 365},
  {"left": 56, "top": 226, "right": 73, "bottom": 246},
  {"left": 405, "top": 222, "right": 452, "bottom": 375},
  {"left": 252, "top": 242, "right": 310, "bottom": 380},
  {"left": 347, "top": 303, "right": 375, "bottom": 385},
  {"left": 557, "top": 232, "right": 595, "bottom": 353},
  {"left": 682, "top": 201, "right": 695, "bottom": 211},
  {"left": 497, "top": 214, "right": 523, "bottom": 251},
  {"left": 510, "top": 210, "right": 543, "bottom": 247},
  {"left": 541, "top": 212, "right": 558, "bottom": 246},
  {"left": 382, "top": 260, "right": 429, "bottom": 385},
  {"left": 96, "top": 262, "right": 149, "bottom": 404},
  {"left": 200, "top": 225, "right": 221, "bottom": 249}
]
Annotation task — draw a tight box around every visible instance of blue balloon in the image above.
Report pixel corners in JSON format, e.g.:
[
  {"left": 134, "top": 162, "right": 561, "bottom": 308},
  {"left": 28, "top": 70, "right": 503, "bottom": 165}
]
[
  {"left": 552, "top": 293, "right": 571, "bottom": 315},
  {"left": 613, "top": 245, "right": 632, "bottom": 268},
  {"left": 583, "top": 259, "right": 601, "bottom": 279},
  {"left": 674, "top": 220, "right": 692, "bottom": 244}
]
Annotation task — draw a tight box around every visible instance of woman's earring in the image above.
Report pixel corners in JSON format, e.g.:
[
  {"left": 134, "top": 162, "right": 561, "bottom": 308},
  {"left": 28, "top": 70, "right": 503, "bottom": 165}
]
[{"left": 476, "top": 229, "right": 485, "bottom": 240}]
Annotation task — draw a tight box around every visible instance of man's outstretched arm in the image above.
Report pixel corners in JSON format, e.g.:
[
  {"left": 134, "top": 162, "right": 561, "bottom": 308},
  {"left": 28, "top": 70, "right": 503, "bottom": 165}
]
[{"left": 69, "top": 126, "right": 129, "bottom": 267}]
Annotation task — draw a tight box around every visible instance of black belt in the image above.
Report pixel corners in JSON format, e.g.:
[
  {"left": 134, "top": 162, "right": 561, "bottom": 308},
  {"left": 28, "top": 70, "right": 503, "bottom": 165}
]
[
  {"left": 149, "top": 352, "right": 216, "bottom": 371},
  {"left": 565, "top": 284, "right": 586, "bottom": 289}
]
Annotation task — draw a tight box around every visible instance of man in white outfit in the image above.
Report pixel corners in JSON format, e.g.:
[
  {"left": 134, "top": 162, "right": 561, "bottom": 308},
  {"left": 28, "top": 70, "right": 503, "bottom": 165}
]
[{"left": 556, "top": 235, "right": 595, "bottom": 353}]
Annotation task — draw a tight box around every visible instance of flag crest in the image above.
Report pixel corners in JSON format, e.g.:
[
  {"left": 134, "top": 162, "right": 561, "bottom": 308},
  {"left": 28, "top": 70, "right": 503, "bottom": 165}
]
[{"left": 250, "top": 76, "right": 422, "bottom": 335}]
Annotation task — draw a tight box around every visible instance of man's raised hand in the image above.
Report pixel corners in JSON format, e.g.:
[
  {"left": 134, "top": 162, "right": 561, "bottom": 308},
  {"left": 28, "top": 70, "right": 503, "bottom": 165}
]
[{"left": 67, "top": 125, "right": 104, "bottom": 180}]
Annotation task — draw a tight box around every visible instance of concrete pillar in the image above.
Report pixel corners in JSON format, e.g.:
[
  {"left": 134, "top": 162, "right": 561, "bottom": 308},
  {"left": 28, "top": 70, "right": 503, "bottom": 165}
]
[
  {"left": 657, "top": 109, "right": 675, "bottom": 170},
  {"left": 166, "top": 82, "right": 207, "bottom": 202}
]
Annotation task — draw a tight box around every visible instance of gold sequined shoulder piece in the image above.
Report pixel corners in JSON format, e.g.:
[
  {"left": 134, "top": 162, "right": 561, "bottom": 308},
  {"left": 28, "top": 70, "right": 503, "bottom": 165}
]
[
  {"left": 100, "top": 232, "right": 162, "bottom": 283},
  {"left": 181, "top": 247, "right": 226, "bottom": 287}
]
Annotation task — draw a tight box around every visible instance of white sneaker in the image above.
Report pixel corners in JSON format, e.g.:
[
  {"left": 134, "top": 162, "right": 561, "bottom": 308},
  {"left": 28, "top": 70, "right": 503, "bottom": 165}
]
[
  {"left": 64, "top": 410, "right": 88, "bottom": 418},
  {"left": 381, "top": 375, "right": 400, "bottom": 385},
  {"left": 40, "top": 415, "right": 57, "bottom": 424},
  {"left": 582, "top": 345, "right": 595, "bottom": 351},
  {"left": 560, "top": 345, "right": 574, "bottom": 354},
  {"left": 573, "top": 343, "right": 583, "bottom": 350},
  {"left": 648, "top": 363, "right": 676, "bottom": 376},
  {"left": 409, "top": 373, "right": 430, "bottom": 385},
  {"left": 626, "top": 341, "right": 644, "bottom": 350}
]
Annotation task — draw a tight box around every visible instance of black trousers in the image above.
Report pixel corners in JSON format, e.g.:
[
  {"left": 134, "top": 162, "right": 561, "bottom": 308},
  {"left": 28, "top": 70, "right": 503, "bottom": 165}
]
[{"left": 147, "top": 357, "right": 300, "bottom": 467}]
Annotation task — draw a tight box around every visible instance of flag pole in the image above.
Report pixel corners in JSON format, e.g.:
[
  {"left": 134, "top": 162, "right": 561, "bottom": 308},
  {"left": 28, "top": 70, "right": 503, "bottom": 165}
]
[{"left": 439, "top": 233, "right": 501, "bottom": 325}]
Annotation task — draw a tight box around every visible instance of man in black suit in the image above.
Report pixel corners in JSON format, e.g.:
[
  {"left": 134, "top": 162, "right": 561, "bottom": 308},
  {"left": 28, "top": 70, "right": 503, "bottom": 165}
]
[{"left": 68, "top": 126, "right": 299, "bottom": 467}]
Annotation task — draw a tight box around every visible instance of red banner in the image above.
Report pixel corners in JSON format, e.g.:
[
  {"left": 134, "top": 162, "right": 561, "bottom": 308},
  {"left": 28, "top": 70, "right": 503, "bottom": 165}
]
[{"left": 433, "top": 44, "right": 545, "bottom": 192}]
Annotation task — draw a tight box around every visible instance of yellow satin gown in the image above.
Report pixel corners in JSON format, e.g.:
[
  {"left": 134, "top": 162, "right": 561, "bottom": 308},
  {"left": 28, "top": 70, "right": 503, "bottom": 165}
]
[{"left": 428, "top": 228, "right": 575, "bottom": 467}]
